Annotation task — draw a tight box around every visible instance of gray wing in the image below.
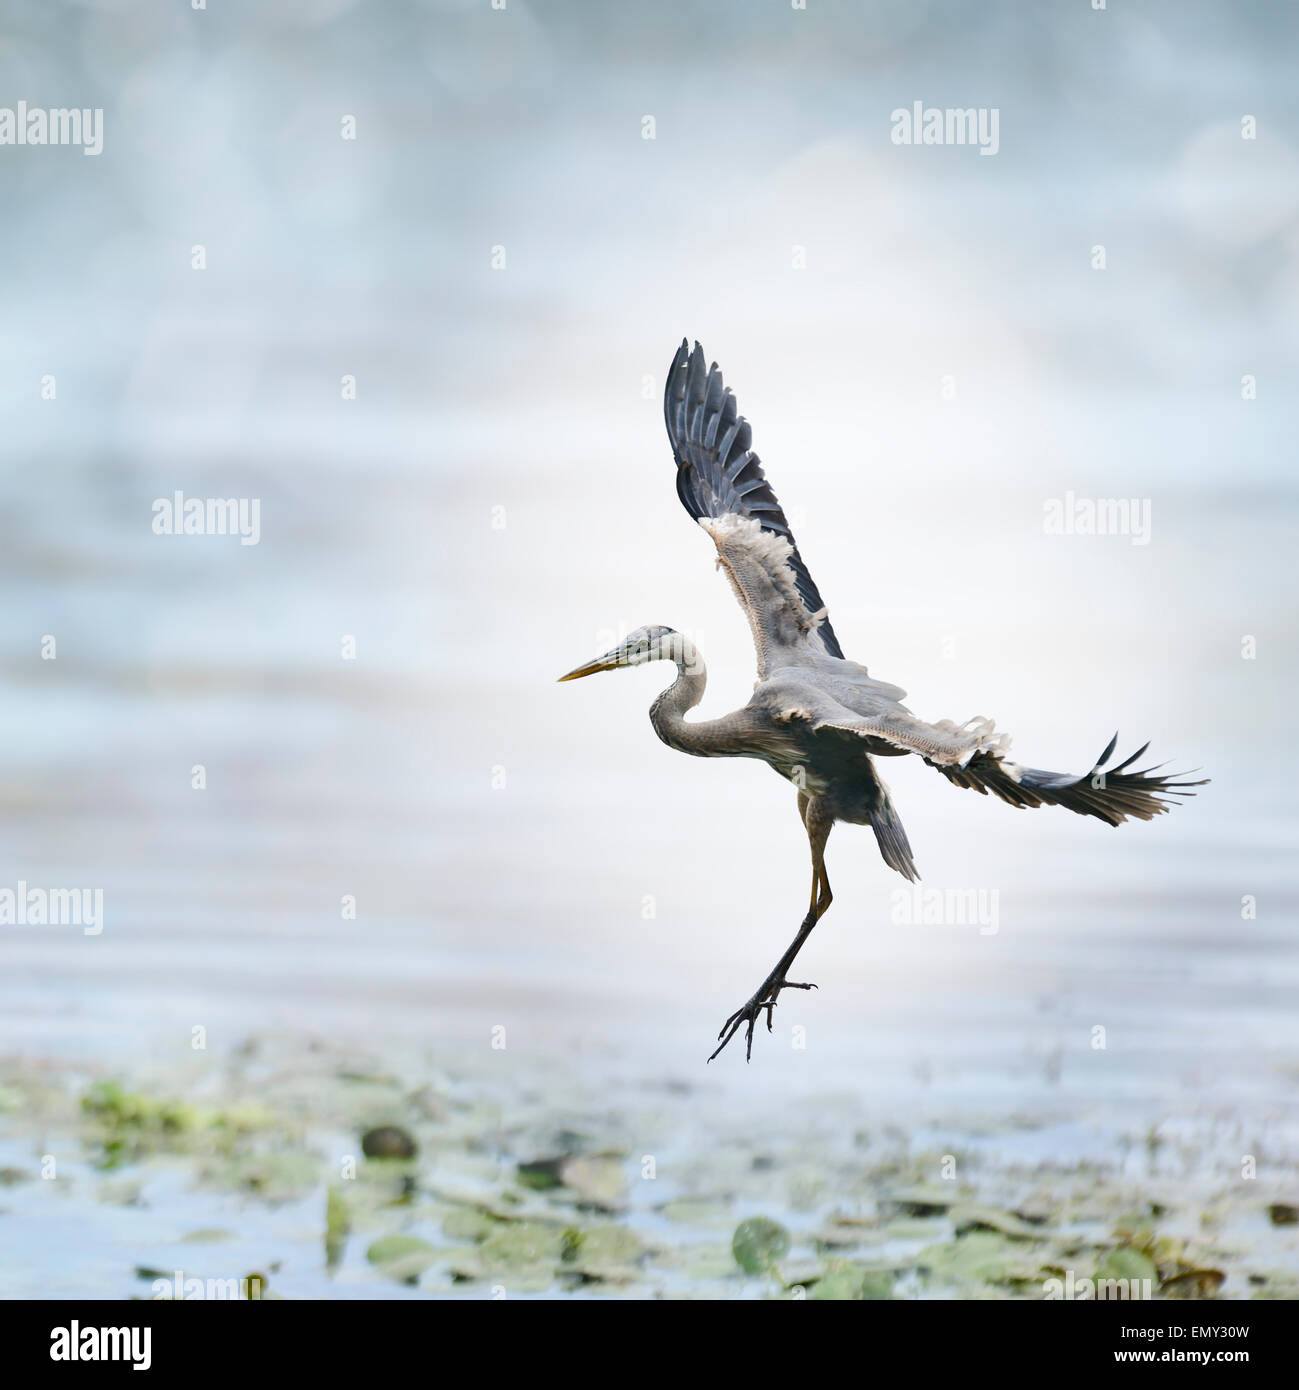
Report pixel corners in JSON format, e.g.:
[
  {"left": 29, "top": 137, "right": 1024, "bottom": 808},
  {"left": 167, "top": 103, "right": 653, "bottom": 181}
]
[
  {"left": 756, "top": 673, "right": 1205, "bottom": 827},
  {"left": 664, "top": 340, "right": 846, "bottom": 677}
]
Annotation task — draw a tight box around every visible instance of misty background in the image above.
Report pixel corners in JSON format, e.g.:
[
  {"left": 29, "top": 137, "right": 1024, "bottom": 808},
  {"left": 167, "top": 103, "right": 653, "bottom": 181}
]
[{"left": 0, "top": 0, "right": 1296, "bottom": 1124}]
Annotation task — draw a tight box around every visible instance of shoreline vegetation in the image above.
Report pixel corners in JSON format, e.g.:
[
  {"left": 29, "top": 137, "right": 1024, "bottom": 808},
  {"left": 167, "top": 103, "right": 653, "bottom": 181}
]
[{"left": 1, "top": 1034, "right": 1296, "bottom": 1301}]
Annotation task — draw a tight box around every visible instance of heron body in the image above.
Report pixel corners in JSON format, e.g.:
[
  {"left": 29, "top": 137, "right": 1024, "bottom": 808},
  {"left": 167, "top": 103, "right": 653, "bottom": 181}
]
[{"left": 560, "top": 340, "right": 1205, "bottom": 1061}]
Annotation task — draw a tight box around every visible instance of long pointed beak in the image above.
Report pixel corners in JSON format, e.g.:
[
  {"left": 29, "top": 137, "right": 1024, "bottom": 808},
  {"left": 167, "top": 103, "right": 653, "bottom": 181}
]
[{"left": 557, "top": 653, "right": 619, "bottom": 683}]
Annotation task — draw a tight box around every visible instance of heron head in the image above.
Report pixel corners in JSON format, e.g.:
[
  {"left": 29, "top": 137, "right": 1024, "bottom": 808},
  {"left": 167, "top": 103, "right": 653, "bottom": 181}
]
[{"left": 557, "top": 625, "right": 681, "bottom": 682}]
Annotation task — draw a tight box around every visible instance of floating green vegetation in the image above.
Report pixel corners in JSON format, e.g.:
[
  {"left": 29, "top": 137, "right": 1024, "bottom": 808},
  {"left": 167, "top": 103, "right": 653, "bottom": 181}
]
[
  {"left": 732, "top": 1217, "right": 791, "bottom": 1275},
  {"left": 441, "top": 1207, "right": 496, "bottom": 1243},
  {"left": 366, "top": 1235, "right": 438, "bottom": 1284},
  {"left": 799, "top": 1260, "right": 894, "bottom": 1301},
  {"left": 5, "top": 1039, "right": 1292, "bottom": 1300},
  {"left": 204, "top": 1150, "right": 322, "bottom": 1201},
  {"left": 81, "top": 1081, "right": 202, "bottom": 1167},
  {"left": 325, "top": 1186, "right": 350, "bottom": 1269},
  {"left": 565, "top": 1225, "right": 646, "bottom": 1280},
  {"left": 79, "top": 1081, "right": 277, "bottom": 1169},
  {"left": 916, "top": 1230, "right": 1051, "bottom": 1290},
  {"left": 516, "top": 1154, "right": 627, "bottom": 1210}
]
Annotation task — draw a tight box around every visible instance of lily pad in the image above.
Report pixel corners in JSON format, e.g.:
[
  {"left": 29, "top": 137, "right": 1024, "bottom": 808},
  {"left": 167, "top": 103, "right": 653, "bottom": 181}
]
[
  {"left": 478, "top": 1221, "right": 566, "bottom": 1272},
  {"left": 572, "top": 1225, "right": 644, "bottom": 1268},
  {"left": 365, "top": 1235, "right": 437, "bottom": 1283},
  {"left": 559, "top": 1156, "right": 627, "bottom": 1211},
  {"left": 442, "top": 1208, "right": 496, "bottom": 1243},
  {"left": 447, "top": 1228, "right": 562, "bottom": 1293},
  {"left": 732, "top": 1217, "right": 791, "bottom": 1274},
  {"left": 950, "top": 1205, "right": 1044, "bottom": 1240},
  {"left": 808, "top": 1264, "right": 895, "bottom": 1300},
  {"left": 916, "top": 1232, "right": 1047, "bottom": 1287},
  {"left": 568, "top": 1225, "right": 647, "bottom": 1280},
  {"left": 1096, "top": 1247, "right": 1158, "bottom": 1287},
  {"left": 881, "top": 1186, "right": 960, "bottom": 1217}
]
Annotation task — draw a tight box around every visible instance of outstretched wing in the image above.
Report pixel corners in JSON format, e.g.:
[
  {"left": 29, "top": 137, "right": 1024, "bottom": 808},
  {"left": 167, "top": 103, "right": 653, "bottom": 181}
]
[
  {"left": 664, "top": 339, "right": 843, "bottom": 676},
  {"left": 930, "top": 732, "right": 1206, "bottom": 826},
  {"left": 757, "top": 674, "right": 1205, "bottom": 828}
]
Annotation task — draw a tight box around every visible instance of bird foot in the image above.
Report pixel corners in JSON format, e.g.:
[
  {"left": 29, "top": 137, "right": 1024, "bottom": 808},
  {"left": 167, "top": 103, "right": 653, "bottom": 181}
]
[{"left": 708, "top": 978, "right": 817, "bottom": 1063}]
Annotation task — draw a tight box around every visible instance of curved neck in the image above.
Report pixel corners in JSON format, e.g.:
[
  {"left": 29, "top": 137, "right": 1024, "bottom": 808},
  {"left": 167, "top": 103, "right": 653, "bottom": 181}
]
[{"left": 648, "top": 637, "right": 712, "bottom": 755}]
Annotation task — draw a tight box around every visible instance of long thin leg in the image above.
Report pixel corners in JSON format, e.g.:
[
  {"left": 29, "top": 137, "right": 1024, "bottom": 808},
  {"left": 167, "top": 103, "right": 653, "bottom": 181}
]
[
  {"left": 709, "top": 798, "right": 834, "bottom": 1062},
  {"left": 800, "top": 791, "right": 834, "bottom": 920}
]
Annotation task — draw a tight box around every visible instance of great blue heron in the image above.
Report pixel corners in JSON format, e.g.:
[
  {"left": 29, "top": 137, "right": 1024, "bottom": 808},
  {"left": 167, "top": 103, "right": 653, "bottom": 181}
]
[{"left": 560, "top": 340, "right": 1205, "bottom": 1062}]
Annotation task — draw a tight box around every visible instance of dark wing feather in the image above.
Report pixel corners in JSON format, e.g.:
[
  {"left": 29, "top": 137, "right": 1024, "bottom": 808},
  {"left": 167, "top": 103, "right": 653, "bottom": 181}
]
[
  {"left": 787, "top": 683, "right": 1207, "bottom": 827},
  {"left": 663, "top": 339, "right": 844, "bottom": 660},
  {"left": 934, "top": 734, "right": 1207, "bottom": 826}
]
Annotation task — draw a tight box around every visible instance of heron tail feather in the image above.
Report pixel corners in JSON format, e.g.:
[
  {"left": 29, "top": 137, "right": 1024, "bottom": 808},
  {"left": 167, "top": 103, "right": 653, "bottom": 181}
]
[{"left": 870, "top": 790, "right": 918, "bottom": 883}]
